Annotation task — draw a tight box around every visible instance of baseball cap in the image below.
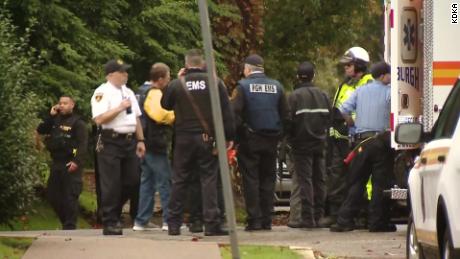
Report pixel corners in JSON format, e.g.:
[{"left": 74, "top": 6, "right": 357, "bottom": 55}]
[
  {"left": 244, "top": 54, "right": 264, "bottom": 67},
  {"left": 297, "top": 61, "right": 315, "bottom": 81},
  {"left": 370, "top": 61, "right": 391, "bottom": 78},
  {"left": 104, "top": 59, "right": 131, "bottom": 75}
]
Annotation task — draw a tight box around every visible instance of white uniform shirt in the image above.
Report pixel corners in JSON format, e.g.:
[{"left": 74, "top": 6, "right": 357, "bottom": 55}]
[{"left": 91, "top": 82, "right": 141, "bottom": 133}]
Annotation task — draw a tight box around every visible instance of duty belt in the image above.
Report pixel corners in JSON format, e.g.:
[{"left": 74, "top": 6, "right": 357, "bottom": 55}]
[{"left": 101, "top": 129, "right": 134, "bottom": 140}]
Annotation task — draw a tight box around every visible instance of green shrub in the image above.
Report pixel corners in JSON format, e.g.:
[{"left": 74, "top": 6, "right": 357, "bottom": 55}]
[{"left": 0, "top": 9, "right": 45, "bottom": 225}]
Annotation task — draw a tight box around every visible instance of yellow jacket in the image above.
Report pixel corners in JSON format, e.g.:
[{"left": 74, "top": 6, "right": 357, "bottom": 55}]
[
  {"left": 330, "top": 74, "right": 373, "bottom": 139},
  {"left": 144, "top": 88, "right": 175, "bottom": 125}
]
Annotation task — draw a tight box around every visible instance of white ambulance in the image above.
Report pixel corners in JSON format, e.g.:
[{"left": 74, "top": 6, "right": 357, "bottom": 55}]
[{"left": 386, "top": 0, "right": 460, "bottom": 258}]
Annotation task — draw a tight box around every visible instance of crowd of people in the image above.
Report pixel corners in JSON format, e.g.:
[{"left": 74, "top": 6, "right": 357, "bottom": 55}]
[{"left": 36, "top": 46, "right": 396, "bottom": 236}]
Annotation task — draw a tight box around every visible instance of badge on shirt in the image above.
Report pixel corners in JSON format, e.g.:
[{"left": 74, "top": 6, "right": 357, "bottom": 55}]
[
  {"left": 95, "top": 93, "right": 104, "bottom": 102},
  {"left": 60, "top": 125, "right": 72, "bottom": 131}
]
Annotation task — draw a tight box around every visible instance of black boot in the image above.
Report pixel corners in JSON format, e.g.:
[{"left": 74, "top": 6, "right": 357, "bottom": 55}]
[
  {"left": 103, "top": 225, "right": 123, "bottom": 235},
  {"left": 189, "top": 221, "right": 204, "bottom": 233}
]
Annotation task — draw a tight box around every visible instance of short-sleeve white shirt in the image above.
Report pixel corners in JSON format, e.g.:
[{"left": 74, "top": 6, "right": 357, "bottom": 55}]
[{"left": 91, "top": 81, "right": 141, "bottom": 133}]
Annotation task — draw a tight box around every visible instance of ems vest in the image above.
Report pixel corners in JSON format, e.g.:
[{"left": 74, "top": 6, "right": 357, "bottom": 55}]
[
  {"left": 45, "top": 114, "right": 79, "bottom": 157},
  {"left": 330, "top": 74, "right": 373, "bottom": 139},
  {"left": 173, "top": 71, "right": 215, "bottom": 134},
  {"left": 239, "top": 74, "right": 283, "bottom": 133}
]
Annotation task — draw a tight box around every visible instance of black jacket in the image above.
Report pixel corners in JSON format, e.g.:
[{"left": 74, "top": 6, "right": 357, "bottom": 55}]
[
  {"left": 287, "top": 81, "right": 331, "bottom": 152},
  {"left": 161, "top": 68, "right": 235, "bottom": 140},
  {"left": 37, "top": 113, "right": 88, "bottom": 166},
  {"left": 140, "top": 87, "right": 171, "bottom": 154}
]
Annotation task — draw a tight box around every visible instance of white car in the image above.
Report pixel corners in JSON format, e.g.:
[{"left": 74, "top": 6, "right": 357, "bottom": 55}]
[{"left": 396, "top": 79, "right": 460, "bottom": 259}]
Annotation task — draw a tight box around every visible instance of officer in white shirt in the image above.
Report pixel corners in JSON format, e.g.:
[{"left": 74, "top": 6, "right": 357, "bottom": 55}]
[{"left": 91, "top": 59, "right": 146, "bottom": 235}]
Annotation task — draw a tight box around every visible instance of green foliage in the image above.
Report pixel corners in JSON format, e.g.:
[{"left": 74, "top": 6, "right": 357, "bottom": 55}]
[
  {"left": 263, "top": 0, "right": 383, "bottom": 95},
  {"left": 4, "top": 0, "right": 238, "bottom": 118},
  {"left": 0, "top": 237, "right": 34, "bottom": 259},
  {"left": 0, "top": 8, "right": 45, "bottom": 225}
]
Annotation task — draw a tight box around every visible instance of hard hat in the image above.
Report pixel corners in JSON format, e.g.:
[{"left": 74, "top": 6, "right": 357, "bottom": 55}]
[{"left": 339, "top": 47, "right": 370, "bottom": 64}]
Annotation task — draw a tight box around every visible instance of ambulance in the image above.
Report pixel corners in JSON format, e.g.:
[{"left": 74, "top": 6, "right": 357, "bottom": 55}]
[{"left": 385, "top": 0, "right": 460, "bottom": 258}]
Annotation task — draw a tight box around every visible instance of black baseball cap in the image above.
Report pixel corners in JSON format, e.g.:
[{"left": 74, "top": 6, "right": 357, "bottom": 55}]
[
  {"left": 244, "top": 54, "right": 264, "bottom": 67},
  {"left": 370, "top": 61, "right": 391, "bottom": 78},
  {"left": 104, "top": 59, "right": 131, "bottom": 75},
  {"left": 297, "top": 61, "right": 315, "bottom": 81}
]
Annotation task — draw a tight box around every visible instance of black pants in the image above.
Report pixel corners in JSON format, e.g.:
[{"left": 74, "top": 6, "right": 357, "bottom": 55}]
[
  {"left": 168, "top": 133, "right": 220, "bottom": 230},
  {"left": 238, "top": 133, "right": 278, "bottom": 226},
  {"left": 47, "top": 159, "right": 82, "bottom": 230},
  {"left": 292, "top": 148, "right": 326, "bottom": 224},
  {"left": 119, "top": 182, "right": 139, "bottom": 222},
  {"left": 188, "top": 170, "right": 225, "bottom": 224},
  {"left": 325, "top": 137, "right": 350, "bottom": 217},
  {"left": 337, "top": 135, "right": 394, "bottom": 228},
  {"left": 97, "top": 136, "right": 140, "bottom": 227}
]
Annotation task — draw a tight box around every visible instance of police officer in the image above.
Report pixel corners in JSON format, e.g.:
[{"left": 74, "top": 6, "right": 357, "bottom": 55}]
[
  {"left": 330, "top": 61, "right": 395, "bottom": 232},
  {"left": 161, "top": 49, "right": 235, "bottom": 236},
  {"left": 232, "top": 54, "right": 289, "bottom": 231},
  {"left": 37, "top": 96, "right": 88, "bottom": 230},
  {"left": 318, "top": 47, "right": 373, "bottom": 227},
  {"left": 287, "top": 61, "right": 331, "bottom": 228},
  {"left": 91, "top": 59, "right": 146, "bottom": 235}
]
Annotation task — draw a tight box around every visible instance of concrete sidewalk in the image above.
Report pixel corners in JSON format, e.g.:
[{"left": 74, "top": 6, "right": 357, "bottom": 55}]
[
  {"left": 21, "top": 235, "right": 221, "bottom": 259},
  {"left": 0, "top": 226, "right": 405, "bottom": 258}
]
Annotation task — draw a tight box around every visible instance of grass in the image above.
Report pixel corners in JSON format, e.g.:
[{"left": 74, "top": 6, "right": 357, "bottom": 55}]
[
  {"left": 0, "top": 198, "right": 91, "bottom": 231},
  {"left": 234, "top": 207, "right": 247, "bottom": 225},
  {"left": 79, "top": 190, "right": 97, "bottom": 213},
  {"left": 220, "top": 245, "right": 303, "bottom": 259},
  {"left": 0, "top": 237, "right": 34, "bottom": 259}
]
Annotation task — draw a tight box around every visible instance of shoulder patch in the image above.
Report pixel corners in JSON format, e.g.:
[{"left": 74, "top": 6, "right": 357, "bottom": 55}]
[{"left": 95, "top": 93, "right": 104, "bottom": 102}]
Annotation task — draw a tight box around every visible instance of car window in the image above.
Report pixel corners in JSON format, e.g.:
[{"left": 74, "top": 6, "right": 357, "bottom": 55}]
[{"left": 433, "top": 79, "right": 460, "bottom": 139}]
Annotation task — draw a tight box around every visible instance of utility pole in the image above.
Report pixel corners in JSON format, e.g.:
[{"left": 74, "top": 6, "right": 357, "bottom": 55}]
[{"left": 197, "top": 1, "right": 240, "bottom": 258}]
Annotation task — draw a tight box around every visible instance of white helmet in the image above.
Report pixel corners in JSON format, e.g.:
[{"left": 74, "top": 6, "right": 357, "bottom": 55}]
[{"left": 339, "top": 46, "right": 370, "bottom": 64}]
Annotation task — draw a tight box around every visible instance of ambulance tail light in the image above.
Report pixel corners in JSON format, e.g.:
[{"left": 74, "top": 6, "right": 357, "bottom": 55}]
[
  {"left": 390, "top": 9, "right": 394, "bottom": 28},
  {"left": 390, "top": 112, "right": 395, "bottom": 131}
]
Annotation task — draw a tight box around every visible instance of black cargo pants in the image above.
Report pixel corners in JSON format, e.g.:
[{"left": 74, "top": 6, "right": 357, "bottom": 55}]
[
  {"left": 325, "top": 137, "right": 350, "bottom": 216},
  {"left": 168, "top": 133, "right": 220, "bottom": 231},
  {"left": 97, "top": 135, "right": 140, "bottom": 227},
  {"left": 336, "top": 134, "right": 394, "bottom": 228},
  {"left": 47, "top": 159, "right": 82, "bottom": 230},
  {"left": 238, "top": 132, "right": 279, "bottom": 226}
]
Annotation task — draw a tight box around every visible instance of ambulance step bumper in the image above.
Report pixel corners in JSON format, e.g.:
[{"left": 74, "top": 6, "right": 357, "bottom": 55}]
[{"left": 384, "top": 188, "right": 408, "bottom": 200}]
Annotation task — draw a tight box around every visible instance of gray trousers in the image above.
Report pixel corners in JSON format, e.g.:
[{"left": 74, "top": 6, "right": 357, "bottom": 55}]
[
  {"left": 287, "top": 152, "right": 301, "bottom": 224},
  {"left": 292, "top": 150, "right": 326, "bottom": 224}
]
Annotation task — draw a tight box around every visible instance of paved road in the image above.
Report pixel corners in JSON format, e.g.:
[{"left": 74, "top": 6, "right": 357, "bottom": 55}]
[{"left": 0, "top": 225, "right": 406, "bottom": 258}]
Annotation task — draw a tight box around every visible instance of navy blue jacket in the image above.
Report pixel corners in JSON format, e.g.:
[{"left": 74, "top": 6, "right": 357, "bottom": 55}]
[{"left": 232, "top": 72, "right": 289, "bottom": 138}]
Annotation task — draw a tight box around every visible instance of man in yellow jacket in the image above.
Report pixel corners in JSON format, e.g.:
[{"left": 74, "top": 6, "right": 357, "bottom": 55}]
[
  {"left": 318, "top": 47, "right": 373, "bottom": 227},
  {"left": 133, "top": 63, "right": 174, "bottom": 231}
]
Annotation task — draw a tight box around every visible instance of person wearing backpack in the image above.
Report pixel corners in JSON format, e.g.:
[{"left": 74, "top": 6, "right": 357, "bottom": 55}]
[
  {"left": 133, "top": 63, "right": 174, "bottom": 231},
  {"left": 36, "top": 96, "right": 88, "bottom": 230}
]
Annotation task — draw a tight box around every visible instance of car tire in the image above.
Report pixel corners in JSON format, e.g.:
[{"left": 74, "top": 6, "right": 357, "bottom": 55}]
[
  {"left": 407, "top": 213, "right": 425, "bottom": 259},
  {"left": 442, "top": 224, "right": 454, "bottom": 259}
]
